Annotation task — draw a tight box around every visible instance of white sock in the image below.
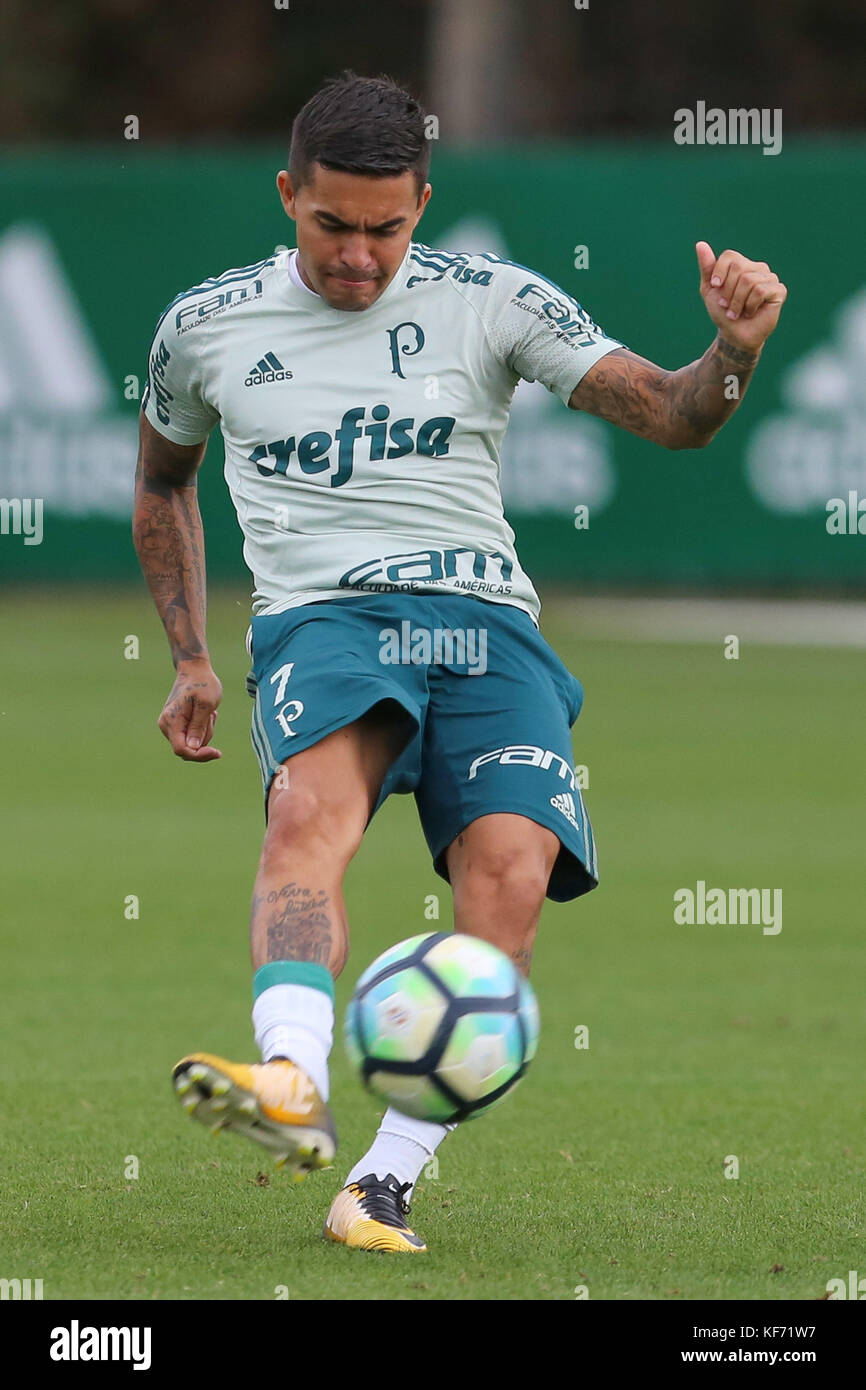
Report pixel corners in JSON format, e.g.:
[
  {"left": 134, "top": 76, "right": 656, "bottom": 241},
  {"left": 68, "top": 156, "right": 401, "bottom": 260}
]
[
  {"left": 344, "top": 1107, "right": 456, "bottom": 1194},
  {"left": 252, "top": 983, "right": 333, "bottom": 1102}
]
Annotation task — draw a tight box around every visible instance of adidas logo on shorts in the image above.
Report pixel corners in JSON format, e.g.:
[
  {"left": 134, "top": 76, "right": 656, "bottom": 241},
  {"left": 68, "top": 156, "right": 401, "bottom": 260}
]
[
  {"left": 245, "top": 352, "right": 293, "bottom": 387},
  {"left": 550, "top": 791, "right": 579, "bottom": 830}
]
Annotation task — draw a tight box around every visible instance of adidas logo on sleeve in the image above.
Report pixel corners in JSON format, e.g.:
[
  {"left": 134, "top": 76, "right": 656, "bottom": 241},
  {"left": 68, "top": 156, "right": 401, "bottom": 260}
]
[{"left": 245, "top": 352, "right": 293, "bottom": 387}]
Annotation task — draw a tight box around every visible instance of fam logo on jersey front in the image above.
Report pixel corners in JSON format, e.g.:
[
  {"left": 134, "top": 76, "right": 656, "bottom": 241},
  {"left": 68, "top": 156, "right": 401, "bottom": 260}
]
[
  {"left": 339, "top": 545, "right": 514, "bottom": 595},
  {"left": 249, "top": 405, "right": 457, "bottom": 488}
]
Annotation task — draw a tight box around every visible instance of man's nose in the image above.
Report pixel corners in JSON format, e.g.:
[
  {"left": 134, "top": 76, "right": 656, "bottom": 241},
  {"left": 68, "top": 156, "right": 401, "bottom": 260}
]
[{"left": 339, "top": 234, "right": 377, "bottom": 270}]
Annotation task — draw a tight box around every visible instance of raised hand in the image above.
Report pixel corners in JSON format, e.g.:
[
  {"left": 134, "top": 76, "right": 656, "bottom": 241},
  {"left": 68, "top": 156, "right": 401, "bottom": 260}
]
[{"left": 696, "top": 241, "right": 787, "bottom": 354}]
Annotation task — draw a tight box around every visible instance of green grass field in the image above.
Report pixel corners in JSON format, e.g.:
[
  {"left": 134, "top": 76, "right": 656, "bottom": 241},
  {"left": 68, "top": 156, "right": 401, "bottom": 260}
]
[{"left": 1, "top": 587, "right": 863, "bottom": 1301}]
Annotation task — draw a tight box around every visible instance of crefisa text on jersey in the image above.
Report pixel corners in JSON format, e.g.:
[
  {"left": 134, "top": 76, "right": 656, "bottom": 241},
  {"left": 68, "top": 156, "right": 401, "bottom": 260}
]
[{"left": 249, "top": 404, "right": 457, "bottom": 487}]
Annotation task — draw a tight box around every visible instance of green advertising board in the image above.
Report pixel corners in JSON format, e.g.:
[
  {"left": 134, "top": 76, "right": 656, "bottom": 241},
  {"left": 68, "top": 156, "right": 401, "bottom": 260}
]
[{"left": 0, "top": 142, "right": 863, "bottom": 592}]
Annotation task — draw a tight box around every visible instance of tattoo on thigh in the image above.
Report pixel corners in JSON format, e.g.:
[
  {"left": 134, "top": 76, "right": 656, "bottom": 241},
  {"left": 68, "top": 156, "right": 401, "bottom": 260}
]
[{"left": 260, "top": 882, "right": 332, "bottom": 965}]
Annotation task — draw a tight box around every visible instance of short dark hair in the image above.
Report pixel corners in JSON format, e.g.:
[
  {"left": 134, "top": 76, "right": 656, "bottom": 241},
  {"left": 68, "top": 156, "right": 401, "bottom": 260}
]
[{"left": 289, "top": 70, "right": 430, "bottom": 199}]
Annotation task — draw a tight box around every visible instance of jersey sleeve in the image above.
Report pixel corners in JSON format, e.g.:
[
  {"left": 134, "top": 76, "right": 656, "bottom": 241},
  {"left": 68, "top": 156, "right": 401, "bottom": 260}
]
[
  {"left": 141, "top": 308, "right": 219, "bottom": 445},
  {"left": 485, "top": 262, "right": 623, "bottom": 405}
]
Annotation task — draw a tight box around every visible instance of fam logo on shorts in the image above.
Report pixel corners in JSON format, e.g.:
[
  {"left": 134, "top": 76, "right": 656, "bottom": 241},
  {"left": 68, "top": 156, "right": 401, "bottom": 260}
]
[{"left": 468, "top": 745, "right": 578, "bottom": 789}]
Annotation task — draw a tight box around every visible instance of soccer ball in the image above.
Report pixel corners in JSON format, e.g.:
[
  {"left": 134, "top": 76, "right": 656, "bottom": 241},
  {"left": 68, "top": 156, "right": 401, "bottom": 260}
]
[{"left": 344, "top": 932, "right": 539, "bottom": 1123}]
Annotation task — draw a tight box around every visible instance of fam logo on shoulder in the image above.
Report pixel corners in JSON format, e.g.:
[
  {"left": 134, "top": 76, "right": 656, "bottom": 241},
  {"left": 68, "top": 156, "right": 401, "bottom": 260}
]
[{"left": 0, "top": 223, "right": 137, "bottom": 520}]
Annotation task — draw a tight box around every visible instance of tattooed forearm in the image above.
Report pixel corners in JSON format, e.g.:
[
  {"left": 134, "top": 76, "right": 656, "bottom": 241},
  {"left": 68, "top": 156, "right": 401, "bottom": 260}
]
[
  {"left": 568, "top": 338, "right": 761, "bottom": 450},
  {"left": 133, "top": 456, "right": 209, "bottom": 666},
  {"left": 714, "top": 335, "right": 761, "bottom": 370},
  {"left": 665, "top": 335, "right": 760, "bottom": 446},
  {"left": 258, "top": 883, "right": 334, "bottom": 966}
]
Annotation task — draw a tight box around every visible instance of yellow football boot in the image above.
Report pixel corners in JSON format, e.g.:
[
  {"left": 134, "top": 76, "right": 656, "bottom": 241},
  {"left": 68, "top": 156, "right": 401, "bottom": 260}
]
[
  {"left": 323, "top": 1173, "right": 427, "bottom": 1252},
  {"left": 172, "top": 1052, "right": 336, "bottom": 1180}
]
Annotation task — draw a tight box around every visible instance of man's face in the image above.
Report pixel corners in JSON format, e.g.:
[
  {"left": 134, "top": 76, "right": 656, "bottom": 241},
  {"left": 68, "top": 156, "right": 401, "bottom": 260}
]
[{"left": 277, "top": 163, "right": 431, "bottom": 312}]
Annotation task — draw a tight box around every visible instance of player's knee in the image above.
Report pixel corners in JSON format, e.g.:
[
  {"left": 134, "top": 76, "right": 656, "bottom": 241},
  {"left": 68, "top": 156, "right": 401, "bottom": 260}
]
[
  {"left": 462, "top": 820, "right": 558, "bottom": 900},
  {"left": 462, "top": 845, "right": 552, "bottom": 915},
  {"left": 263, "top": 777, "right": 366, "bottom": 865}
]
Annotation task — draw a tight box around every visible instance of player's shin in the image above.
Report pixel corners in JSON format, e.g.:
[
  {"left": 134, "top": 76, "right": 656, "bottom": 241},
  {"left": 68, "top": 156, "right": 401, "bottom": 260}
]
[{"left": 249, "top": 860, "right": 350, "bottom": 1101}]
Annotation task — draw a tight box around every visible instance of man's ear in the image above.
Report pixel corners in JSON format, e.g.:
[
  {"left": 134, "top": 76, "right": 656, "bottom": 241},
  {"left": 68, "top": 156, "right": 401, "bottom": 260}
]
[
  {"left": 415, "top": 182, "right": 432, "bottom": 224},
  {"left": 276, "top": 170, "right": 296, "bottom": 217}
]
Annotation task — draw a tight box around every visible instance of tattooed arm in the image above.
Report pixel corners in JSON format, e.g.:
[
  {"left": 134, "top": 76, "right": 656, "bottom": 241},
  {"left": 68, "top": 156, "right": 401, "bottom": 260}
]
[
  {"left": 570, "top": 241, "right": 786, "bottom": 449},
  {"left": 133, "top": 412, "right": 223, "bottom": 762},
  {"left": 568, "top": 336, "right": 760, "bottom": 450}
]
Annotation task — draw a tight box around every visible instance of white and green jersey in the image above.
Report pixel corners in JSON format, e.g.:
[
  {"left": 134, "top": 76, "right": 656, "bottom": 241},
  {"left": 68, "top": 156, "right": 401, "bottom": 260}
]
[{"left": 142, "top": 241, "right": 621, "bottom": 623}]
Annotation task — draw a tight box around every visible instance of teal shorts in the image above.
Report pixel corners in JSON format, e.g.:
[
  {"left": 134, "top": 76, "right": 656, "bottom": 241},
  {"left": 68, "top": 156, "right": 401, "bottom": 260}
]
[{"left": 247, "top": 593, "right": 598, "bottom": 903}]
